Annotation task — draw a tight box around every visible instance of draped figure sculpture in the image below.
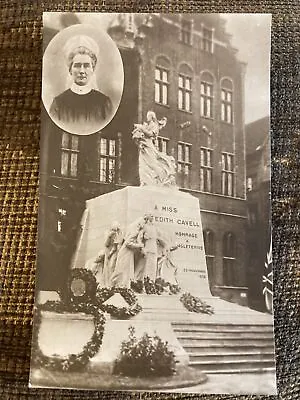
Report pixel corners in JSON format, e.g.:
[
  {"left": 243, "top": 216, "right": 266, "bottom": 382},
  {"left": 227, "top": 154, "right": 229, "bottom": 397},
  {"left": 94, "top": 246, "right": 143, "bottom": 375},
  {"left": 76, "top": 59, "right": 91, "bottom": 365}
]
[
  {"left": 110, "top": 217, "right": 145, "bottom": 288},
  {"left": 102, "top": 222, "right": 123, "bottom": 287},
  {"left": 132, "top": 111, "right": 177, "bottom": 188}
]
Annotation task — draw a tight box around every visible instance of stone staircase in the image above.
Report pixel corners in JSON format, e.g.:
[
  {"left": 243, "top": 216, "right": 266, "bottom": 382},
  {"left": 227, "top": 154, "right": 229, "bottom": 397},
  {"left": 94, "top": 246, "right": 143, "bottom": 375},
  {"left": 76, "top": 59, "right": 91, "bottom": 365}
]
[{"left": 172, "top": 321, "right": 276, "bottom": 373}]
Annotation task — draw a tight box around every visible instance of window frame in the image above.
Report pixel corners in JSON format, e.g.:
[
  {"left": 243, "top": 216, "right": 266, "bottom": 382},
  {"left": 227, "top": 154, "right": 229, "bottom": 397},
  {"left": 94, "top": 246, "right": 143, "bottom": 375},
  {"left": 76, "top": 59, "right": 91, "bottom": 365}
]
[
  {"left": 157, "top": 136, "right": 169, "bottom": 154},
  {"left": 221, "top": 152, "right": 235, "bottom": 197},
  {"left": 221, "top": 79, "right": 234, "bottom": 124},
  {"left": 178, "top": 73, "right": 192, "bottom": 112},
  {"left": 60, "top": 132, "right": 79, "bottom": 178},
  {"left": 222, "top": 232, "right": 237, "bottom": 286},
  {"left": 98, "top": 137, "right": 117, "bottom": 184},
  {"left": 155, "top": 65, "right": 170, "bottom": 106},
  {"left": 202, "top": 27, "right": 214, "bottom": 53},
  {"left": 200, "top": 79, "right": 214, "bottom": 119},
  {"left": 180, "top": 18, "right": 193, "bottom": 46},
  {"left": 200, "top": 147, "right": 213, "bottom": 193},
  {"left": 177, "top": 141, "right": 192, "bottom": 187}
]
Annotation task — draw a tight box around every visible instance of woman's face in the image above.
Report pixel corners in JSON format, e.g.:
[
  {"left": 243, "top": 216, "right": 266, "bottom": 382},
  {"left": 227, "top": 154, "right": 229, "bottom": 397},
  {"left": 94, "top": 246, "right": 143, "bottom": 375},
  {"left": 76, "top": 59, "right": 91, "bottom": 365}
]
[{"left": 70, "top": 53, "right": 94, "bottom": 86}]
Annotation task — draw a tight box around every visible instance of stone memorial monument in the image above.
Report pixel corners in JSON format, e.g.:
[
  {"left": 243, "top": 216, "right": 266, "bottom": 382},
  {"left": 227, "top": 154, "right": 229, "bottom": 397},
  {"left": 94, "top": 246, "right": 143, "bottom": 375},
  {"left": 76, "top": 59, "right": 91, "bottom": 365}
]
[
  {"left": 61, "top": 111, "right": 214, "bottom": 368},
  {"left": 73, "top": 111, "right": 211, "bottom": 299},
  {"left": 36, "top": 111, "right": 275, "bottom": 376}
]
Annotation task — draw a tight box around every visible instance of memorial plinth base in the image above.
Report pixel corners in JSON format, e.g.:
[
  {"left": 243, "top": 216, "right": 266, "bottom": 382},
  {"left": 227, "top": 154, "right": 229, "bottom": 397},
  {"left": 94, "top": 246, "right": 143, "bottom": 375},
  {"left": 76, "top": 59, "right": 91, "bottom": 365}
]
[
  {"left": 37, "top": 186, "right": 273, "bottom": 375},
  {"left": 37, "top": 294, "right": 190, "bottom": 373},
  {"left": 37, "top": 290, "right": 273, "bottom": 376}
]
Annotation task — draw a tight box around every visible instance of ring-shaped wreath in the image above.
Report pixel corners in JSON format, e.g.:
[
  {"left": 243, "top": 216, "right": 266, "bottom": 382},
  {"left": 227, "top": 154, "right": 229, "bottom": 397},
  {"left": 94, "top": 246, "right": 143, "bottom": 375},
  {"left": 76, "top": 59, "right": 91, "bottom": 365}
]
[
  {"left": 32, "top": 301, "right": 105, "bottom": 372},
  {"left": 96, "top": 287, "right": 142, "bottom": 319},
  {"left": 62, "top": 268, "right": 98, "bottom": 304}
]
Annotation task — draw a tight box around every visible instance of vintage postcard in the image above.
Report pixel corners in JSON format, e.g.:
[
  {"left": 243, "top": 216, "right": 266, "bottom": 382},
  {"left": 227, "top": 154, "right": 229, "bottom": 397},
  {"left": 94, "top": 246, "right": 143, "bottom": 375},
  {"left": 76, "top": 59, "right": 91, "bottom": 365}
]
[{"left": 30, "top": 12, "right": 276, "bottom": 394}]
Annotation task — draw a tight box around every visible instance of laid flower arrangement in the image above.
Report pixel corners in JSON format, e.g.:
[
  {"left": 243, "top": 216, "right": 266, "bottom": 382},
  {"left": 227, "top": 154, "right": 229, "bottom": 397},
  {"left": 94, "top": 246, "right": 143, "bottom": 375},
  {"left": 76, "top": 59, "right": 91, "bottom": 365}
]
[
  {"left": 32, "top": 300, "right": 105, "bottom": 372},
  {"left": 169, "top": 283, "right": 181, "bottom": 295},
  {"left": 96, "top": 287, "right": 142, "bottom": 319},
  {"left": 130, "top": 279, "right": 144, "bottom": 293},
  {"left": 143, "top": 276, "right": 157, "bottom": 294},
  {"left": 132, "top": 277, "right": 181, "bottom": 295},
  {"left": 180, "top": 292, "right": 214, "bottom": 315}
]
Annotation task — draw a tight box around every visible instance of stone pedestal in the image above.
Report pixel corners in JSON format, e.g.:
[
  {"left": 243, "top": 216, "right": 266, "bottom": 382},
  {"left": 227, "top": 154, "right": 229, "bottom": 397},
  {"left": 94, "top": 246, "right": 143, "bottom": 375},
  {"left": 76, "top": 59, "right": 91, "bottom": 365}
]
[
  {"left": 37, "top": 186, "right": 216, "bottom": 372},
  {"left": 37, "top": 307, "right": 189, "bottom": 372},
  {"left": 73, "top": 186, "right": 212, "bottom": 299},
  {"left": 38, "top": 311, "right": 95, "bottom": 358}
]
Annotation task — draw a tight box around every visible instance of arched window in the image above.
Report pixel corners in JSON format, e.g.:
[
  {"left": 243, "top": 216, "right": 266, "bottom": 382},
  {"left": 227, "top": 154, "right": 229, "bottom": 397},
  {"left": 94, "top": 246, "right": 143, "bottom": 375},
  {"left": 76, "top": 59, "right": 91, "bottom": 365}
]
[
  {"left": 203, "top": 229, "right": 215, "bottom": 289},
  {"left": 223, "top": 232, "right": 237, "bottom": 286},
  {"left": 221, "top": 78, "right": 233, "bottom": 124},
  {"left": 200, "top": 72, "right": 214, "bottom": 118},
  {"left": 155, "top": 56, "right": 170, "bottom": 106},
  {"left": 178, "top": 64, "right": 193, "bottom": 112}
]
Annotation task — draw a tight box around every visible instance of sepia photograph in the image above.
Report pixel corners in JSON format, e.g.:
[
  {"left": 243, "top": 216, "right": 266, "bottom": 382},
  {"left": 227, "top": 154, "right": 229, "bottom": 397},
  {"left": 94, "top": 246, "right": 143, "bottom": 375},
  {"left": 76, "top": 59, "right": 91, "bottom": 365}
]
[
  {"left": 42, "top": 17, "right": 124, "bottom": 135},
  {"left": 30, "top": 12, "right": 276, "bottom": 394}
]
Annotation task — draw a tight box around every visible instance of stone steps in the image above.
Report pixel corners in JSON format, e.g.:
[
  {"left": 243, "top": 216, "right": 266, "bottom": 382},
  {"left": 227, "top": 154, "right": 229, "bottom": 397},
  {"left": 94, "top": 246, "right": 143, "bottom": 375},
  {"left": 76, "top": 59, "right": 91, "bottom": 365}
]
[
  {"left": 177, "top": 337, "right": 273, "bottom": 347},
  {"left": 175, "top": 331, "right": 274, "bottom": 339},
  {"left": 190, "top": 359, "right": 276, "bottom": 373},
  {"left": 184, "top": 344, "right": 275, "bottom": 354},
  {"left": 172, "top": 321, "right": 275, "bottom": 373},
  {"left": 172, "top": 323, "right": 274, "bottom": 332},
  {"left": 189, "top": 351, "right": 275, "bottom": 363}
]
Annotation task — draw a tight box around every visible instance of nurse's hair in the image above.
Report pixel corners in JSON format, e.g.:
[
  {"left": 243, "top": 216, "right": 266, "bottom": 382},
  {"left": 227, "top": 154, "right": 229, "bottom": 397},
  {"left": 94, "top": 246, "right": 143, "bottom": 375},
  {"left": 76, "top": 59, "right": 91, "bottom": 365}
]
[{"left": 64, "top": 35, "right": 99, "bottom": 71}]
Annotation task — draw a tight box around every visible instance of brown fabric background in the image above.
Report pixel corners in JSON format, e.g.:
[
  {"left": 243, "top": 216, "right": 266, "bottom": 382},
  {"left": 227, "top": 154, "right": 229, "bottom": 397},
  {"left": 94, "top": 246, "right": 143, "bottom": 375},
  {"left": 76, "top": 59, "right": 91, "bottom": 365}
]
[{"left": 0, "top": 1, "right": 299, "bottom": 399}]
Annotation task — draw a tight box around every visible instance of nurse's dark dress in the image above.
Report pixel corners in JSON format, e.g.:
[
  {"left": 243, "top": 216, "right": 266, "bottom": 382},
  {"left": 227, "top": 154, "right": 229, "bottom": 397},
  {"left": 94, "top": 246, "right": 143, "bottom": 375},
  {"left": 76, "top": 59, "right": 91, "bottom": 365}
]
[{"left": 50, "top": 89, "right": 112, "bottom": 128}]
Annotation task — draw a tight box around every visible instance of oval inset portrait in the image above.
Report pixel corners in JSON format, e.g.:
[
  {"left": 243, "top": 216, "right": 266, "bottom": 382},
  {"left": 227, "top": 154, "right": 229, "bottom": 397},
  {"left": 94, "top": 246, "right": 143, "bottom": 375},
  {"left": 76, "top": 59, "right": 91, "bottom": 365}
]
[{"left": 42, "top": 24, "right": 124, "bottom": 135}]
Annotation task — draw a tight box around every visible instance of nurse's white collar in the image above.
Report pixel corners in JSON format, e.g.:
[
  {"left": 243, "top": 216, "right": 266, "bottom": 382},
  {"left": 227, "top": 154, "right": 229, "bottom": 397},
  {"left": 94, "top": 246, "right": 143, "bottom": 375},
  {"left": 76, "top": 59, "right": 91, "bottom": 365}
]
[{"left": 70, "top": 83, "right": 92, "bottom": 95}]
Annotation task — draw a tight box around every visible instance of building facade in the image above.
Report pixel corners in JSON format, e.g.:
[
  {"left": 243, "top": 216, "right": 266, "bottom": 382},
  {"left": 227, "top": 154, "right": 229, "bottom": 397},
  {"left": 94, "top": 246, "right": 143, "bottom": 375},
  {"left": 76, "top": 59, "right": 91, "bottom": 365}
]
[
  {"left": 39, "top": 14, "right": 248, "bottom": 304},
  {"left": 245, "top": 116, "right": 271, "bottom": 311}
]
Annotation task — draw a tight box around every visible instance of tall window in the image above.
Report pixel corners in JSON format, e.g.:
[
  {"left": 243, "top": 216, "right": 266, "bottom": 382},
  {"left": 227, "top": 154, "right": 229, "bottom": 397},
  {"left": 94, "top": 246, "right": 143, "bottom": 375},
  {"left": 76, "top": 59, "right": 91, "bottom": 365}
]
[
  {"left": 221, "top": 79, "right": 233, "bottom": 123},
  {"left": 177, "top": 142, "right": 192, "bottom": 187},
  {"left": 157, "top": 136, "right": 169, "bottom": 154},
  {"left": 178, "top": 74, "right": 192, "bottom": 112},
  {"left": 200, "top": 73, "right": 214, "bottom": 118},
  {"left": 200, "top": 148, "right": 213, "bottom": 192},
  {"left": 222, "top": 153, "right": 235, "bottom": 196},
  {"left": 155, "top": 67, "right": 169, "bottom": 105},
  {"left": 61, "top": 132, "right": 79, "bottom": 177},
  {"left": 223, "top": 232, "right": 237, "bottom": 286},
  {"left": 98, "top": 138, "right": 117, "bottom": 183},
  {"left": 202, "top": 27, "right": 213, "bottom": 53},
  {"left": 180, "top": 19, "right": 192, "bottom": 45},
  {"left": 203, "top": 230, "right": 215, "bottom": 289}
]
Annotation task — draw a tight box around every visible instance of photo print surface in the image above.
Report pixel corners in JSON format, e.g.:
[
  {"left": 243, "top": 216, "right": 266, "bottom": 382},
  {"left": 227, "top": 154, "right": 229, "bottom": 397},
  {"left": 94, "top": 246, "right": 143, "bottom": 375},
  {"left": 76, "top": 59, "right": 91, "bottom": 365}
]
[
  {"left": 42, "top": 18, "right": 124, "bottom": 135},
  {"left": 30, "top": 12, "right": 276, "bottom": 394}
]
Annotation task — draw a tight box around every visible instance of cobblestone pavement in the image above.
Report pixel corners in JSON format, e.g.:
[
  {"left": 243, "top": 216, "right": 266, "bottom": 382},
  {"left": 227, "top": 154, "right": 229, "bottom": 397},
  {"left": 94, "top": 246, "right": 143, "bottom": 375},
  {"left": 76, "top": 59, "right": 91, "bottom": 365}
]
[{"left": 163, "top": 372, "right": 277, "bottom": 395}]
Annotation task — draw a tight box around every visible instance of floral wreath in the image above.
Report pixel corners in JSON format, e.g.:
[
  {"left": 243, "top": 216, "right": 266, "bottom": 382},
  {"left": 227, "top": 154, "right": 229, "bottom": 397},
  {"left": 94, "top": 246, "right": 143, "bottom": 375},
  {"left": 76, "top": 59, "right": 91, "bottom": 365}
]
[
  {"left": 32, "top": 301, "right": 105, "bottom": 372},
  {"left": 96, "top": 287, "right": 142, "bottom": 319},
  {"left": 62, "top": 268, "right": 98, "bottom": 304},
  {"left": 180, "top": 292, "right": 214, "bottom": 315},
  {"left": 131, "top": 277, "right": 181, "bottom": 295}
]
